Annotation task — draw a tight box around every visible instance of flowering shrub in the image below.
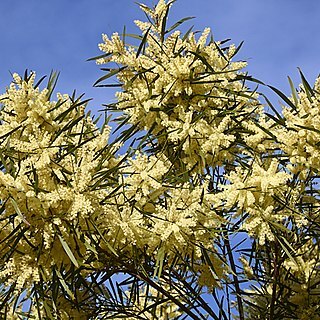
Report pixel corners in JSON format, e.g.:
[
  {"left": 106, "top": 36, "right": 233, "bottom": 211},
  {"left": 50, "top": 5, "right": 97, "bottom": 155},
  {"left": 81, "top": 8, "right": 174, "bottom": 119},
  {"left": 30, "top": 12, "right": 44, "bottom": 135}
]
[{"left": 0, "top": 0, "right": 320, "bottom": 319}]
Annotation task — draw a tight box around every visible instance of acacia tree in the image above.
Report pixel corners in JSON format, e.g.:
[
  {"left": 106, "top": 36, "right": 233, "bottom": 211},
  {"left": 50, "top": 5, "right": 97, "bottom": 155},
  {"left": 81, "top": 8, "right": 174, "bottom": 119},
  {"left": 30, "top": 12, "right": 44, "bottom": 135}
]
[{"left": 0, "top": 0, "right": 319, "bottom": 319}]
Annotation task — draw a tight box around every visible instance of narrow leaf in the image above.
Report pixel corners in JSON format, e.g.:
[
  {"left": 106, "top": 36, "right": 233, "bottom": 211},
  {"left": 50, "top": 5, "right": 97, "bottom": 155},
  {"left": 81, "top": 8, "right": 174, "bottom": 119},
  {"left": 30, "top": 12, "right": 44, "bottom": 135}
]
[
  {"left": 10, "top": 198, "right": 30, "bottom": 226},
  {"left": 86, "top": 52, "right": 112, "bottom": 62},
  {"left": 182, "top": 25, "right": 194, "bottom": 42},
  {"left": 58, "top": 235, "right": 79, "bottom": 268},
  {"left": 287, "top": 76, "right": 298, "bottom": 106},
  {"left": 88, "top": 219, "right": 119, "bottom": 257},
  {"left": 166, "top": 16, "right": 195, "bottom": 34},
  {"left": 47, "top": 70, "right": 60, "bottom": 100},
  {"left": 298, "top": 67, "right": 313, "bottom": 100},
  {"left": 190, "top": 50, "right": 215, "bottom": 73},
  {"left": 230, "top": 40, "right": 244, "bottom": 59},
  {"left": 55, "top": 268, "right": 75, "bottom": 300},
  {"left": 93, "top": 67, "right": 127, "bottom": 87},
  {"left": 268, "top": 85, "right": 297, "bottom": 110},
  {"left": 136, "top": 27, "right": 151, "bottom": 58},
  {"left": 277, "top": 236, "right": 299, "bottom": 268}
]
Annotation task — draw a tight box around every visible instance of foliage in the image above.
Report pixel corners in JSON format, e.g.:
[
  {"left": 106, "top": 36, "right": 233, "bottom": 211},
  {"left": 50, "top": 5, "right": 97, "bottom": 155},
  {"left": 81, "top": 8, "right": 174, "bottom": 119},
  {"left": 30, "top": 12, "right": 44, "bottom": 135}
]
[{"left": 0, "top": 0, "right": 319, "bottom": 319}]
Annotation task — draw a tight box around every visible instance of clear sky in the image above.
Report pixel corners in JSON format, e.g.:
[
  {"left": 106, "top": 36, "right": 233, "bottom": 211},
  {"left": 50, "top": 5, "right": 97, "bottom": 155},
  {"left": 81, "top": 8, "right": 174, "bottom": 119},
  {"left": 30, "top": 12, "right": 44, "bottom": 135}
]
[{"left": 1, "top": 0, "right": 320, "bottom": 116}]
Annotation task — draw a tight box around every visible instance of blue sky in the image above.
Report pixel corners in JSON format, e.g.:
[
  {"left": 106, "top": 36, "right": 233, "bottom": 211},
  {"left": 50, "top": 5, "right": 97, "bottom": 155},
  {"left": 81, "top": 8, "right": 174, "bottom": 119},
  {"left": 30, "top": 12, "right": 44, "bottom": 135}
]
[{"left": 1, "top": 0, "right": 320, "bottom": 117}]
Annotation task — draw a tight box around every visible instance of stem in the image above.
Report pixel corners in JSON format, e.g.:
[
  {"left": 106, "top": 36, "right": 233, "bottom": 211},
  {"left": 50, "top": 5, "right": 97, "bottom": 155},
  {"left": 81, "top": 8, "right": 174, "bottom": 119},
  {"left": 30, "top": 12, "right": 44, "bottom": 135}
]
[
  {"left": 269, "top": 241, "right": 279, "bottom": 320},
  {"left": 167, "top": 270, "right": 222, "bottom": 320},
  {"left": 133, "top": 271, "right": 201, "bottom": 320},
  {"left": 224, "top": 230, "right": 244, "bottom": 320}
]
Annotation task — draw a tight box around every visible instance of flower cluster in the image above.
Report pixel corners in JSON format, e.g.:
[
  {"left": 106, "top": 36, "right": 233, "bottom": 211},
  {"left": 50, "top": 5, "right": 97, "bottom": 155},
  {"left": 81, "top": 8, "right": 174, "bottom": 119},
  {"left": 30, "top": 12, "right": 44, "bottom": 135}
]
[
  {"left": 244, "top": 238, "right": 320, "bottom": 319},
  {"left": 0, "top": 73, "right": 119, "bottom": 290},
  {"left": 97, "top": 0, "right": 259, "bottom": 173},
  {"left": 215, "top": 158, "right": 297, "bottom": 245},
  {"left": 102, "top": 151, "right": 224, "bottom": 265},
  {"left": 282, "top": 239, "right": 320, "bottom": 319},
  {"left": 273, "top": 77, "right": 320, "bottom": 175},
  {"left": 238, "top": 75, "right": 320, "bottom": 318}
]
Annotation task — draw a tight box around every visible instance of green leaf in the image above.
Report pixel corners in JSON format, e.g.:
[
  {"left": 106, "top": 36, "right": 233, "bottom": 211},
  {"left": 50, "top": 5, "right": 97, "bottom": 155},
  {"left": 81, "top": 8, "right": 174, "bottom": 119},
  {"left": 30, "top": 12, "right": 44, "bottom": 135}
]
[
  {"left": 154, "top": 246, "right": 165, "bottom": 278},
  {"left": 122, "top": 25, "right": 126, "bottom": 46},
  {"left": 41, "top": 300, "right": 55, "bottom": 320},
  {"left": 287, "top": 76, "right": 298, "bottom": 106},
  {"left": 83, "top": 237, "right": 98, "bottom": 257},
  {"left": 229, "top": 40, "right": 244, "bottom": 59},
  {"left": 46, "top": 70, "right": 60, "bottom": 100},
  {"left": 34, "top": 75, "right": 47, "bottom": 89},
  {"left": 265, "top": 112, "right": 285, "bottom": 126},
  {"left": 298, "top": 67, "right": 314, "bottom": 101},
  {"left": 94, "top": 84, "right": 122, "bottom": 88},
  {"left": 10, "top": 198, "right": 30, "bottom": 226},
  {"left": 261, "top": 93, "right": 283, "bottom": 120},
  {"left": 47, "top": 98, "right": 68, "bottom": 113},
  {"left": 268, "top": 85, "right": 297, "bottom": 111},
  {"left": 0, "top": 282, "right": 17, "bottom": 311},
  {"left": 159, "top": 79, "right": 177, "bottom": 103},
  {"left": 58, "top": 235, "right": 80, "bottom": 268},
  {"left": 295, "top": 124, "right": 320, "bottom": 136},
  {"left": 201, "top": 248, "right": 221, "bottom": 282},
  {"left": 0, "top": 222, "right": 23, "bottom": 246},
  {"left": 160, "top": 3, "right": 170, "bottom": 43},
  {"left": 0, "top": 152, "right": 9, "bottom": 172},
  {"left": 55, "top": 268, "right": 75, "bottom": 300},
  {"left": 31, "top": 165, "right": 39, "bottom": 195},
  {"left": 165, "top": 16, "right": 195, "bottom": 34},
  {"left": 277, "top": 236, "right": 299, "bottom": 268},
  {"left": 86, "top": 52, "right": 112, "bottom": 62},
  {"left": 4, "top": 224, "right": 27, "bottom": 261},
  {"left": 136, "top": 26, "right": 151, "bottom": 58},
  {"left": 53, "top": 114, "right": 85, "bottom": 139},
  {"left": 213, "top": 40, "right": 229, "bottom": 62},
  {"left": 236, "top": 74, "right": 265, "bottom": 85},
  {"left": 93, "top": 67, "right": 127, "bottom": 87},
  {"left": 88, "top": 219, "right": 119, "bottom": 257},
  {"left": 252, "top": 121, "right": 277, "bottom": 140},
  {"left": 122, "top": 33, "right": 143, "bottom": 40},
  {"left": 190, "top": 50, "right": 215, "bottom": 73},
  {"left": 182, "top": 25, "right": 194, "bottom": 42},
  {"left": 53, "top": 98, "right": 92, "bottom": 122}
]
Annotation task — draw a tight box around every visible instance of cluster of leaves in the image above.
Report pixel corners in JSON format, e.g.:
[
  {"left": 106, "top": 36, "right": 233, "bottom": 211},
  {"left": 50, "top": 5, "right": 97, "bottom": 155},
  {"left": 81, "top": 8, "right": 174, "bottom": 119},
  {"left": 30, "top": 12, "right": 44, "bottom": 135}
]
[{"left": 0, "top": 0, "right": 320, "bottom": 319}]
